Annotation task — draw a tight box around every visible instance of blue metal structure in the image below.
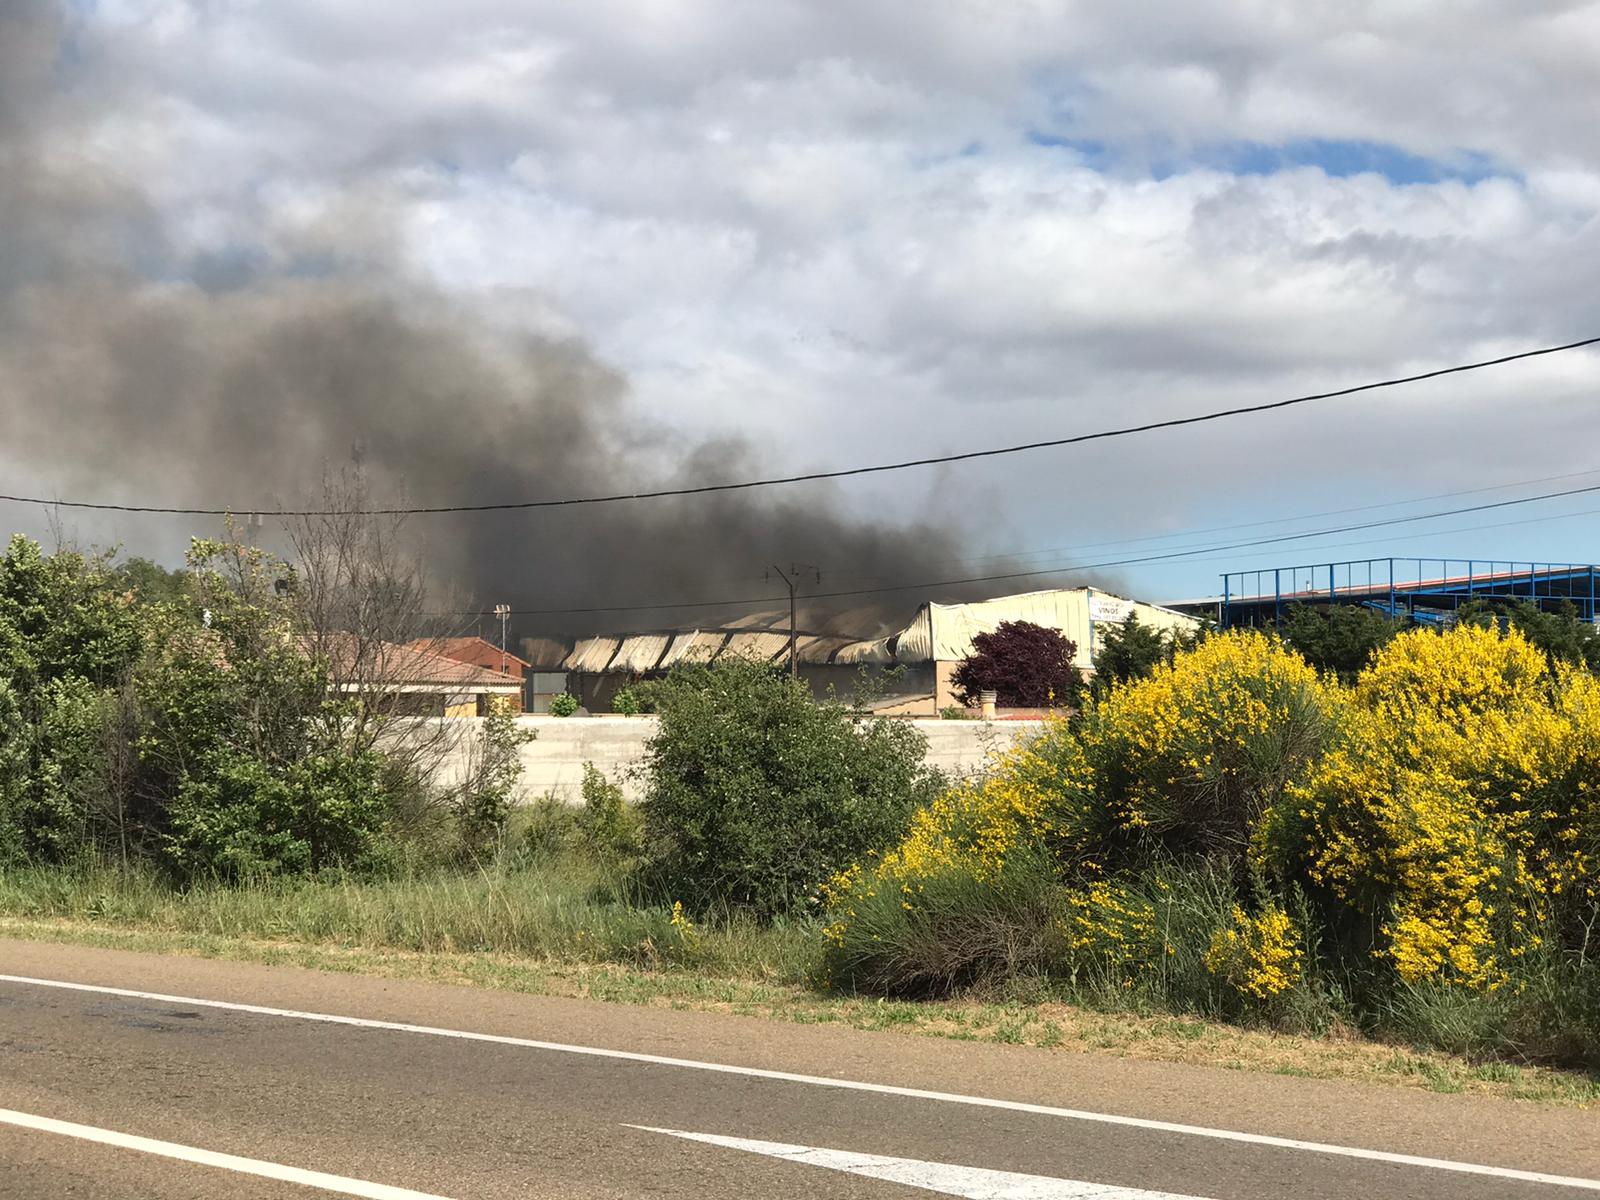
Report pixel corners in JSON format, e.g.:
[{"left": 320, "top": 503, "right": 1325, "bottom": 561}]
[{"left": 1212, "top": 558, "right": 1600, "bottom": 629}]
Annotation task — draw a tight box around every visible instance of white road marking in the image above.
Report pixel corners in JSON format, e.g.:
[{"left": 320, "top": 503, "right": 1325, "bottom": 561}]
[
  {"left": 0, "top": 1106, "right": 457, "bottom": 1199},
  {"left": 3, "top": 973, "right": 1598, "bottom": 1192},
  {"left": 631, "top": 1125, "right": 1214, "bottom": 1199}
]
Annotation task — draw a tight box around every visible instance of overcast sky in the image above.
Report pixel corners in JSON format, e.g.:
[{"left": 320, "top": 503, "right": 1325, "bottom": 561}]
[{"left": 5, "top": 1, "right": 1600, "bottom": 608}]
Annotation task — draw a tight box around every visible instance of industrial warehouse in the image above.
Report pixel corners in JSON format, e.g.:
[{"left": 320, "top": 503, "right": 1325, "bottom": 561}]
[
  {"left": 527, "top": 586, "right": 1199, "bottom": 715},
  {"left": 501, "top": 558, "right": 1600, "bottom": 714}
]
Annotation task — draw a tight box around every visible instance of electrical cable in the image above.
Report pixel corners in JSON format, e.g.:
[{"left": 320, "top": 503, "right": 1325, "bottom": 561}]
[
  {"left": 820, "top": 466, "right": 1600, "bottom": 582},
  {"left": 439, "top": 477, "right": 1600, "bottom": 617},
  {"left": 2, "top": 336, "right": 1595, "bottom": 517}
]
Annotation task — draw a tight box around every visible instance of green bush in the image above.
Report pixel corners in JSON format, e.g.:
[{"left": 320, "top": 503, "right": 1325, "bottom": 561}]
[
  {"left": 549, "top": 693, "right": 578, "bottom": 717},
  {"left": 163, "top": 748, "right": 391, "bottom": 880},
  {"left": 823, "top": 842, "right": 1063, "bottom": 997},
  {"left": 18, "top": 677, "right": 118, "bottom": 865},
  {"left": 1092, "top": 611, "right": 1170, "bottom": 689},
  {"left": 639, "top": 658, "right": 941, "bottom": 919},
  {"left": 611, "top": 687, "right": 643, "bottom": 716},
  {"left": 1280, "top": 604, "right": 1402, "bottom": 683},
  {"left": 576, "top": 763, "right": 642, "bottom": 868},
  {"left": 0, "top": 676, "right": 30, "bottom": 865},
  {"left": 0, "top": 537, "right": 147, "bottom": 866},
  {"left": 0, "top": 534, "right": 435, "bottom": 881},
  {"left": 451, "top": 705, "right": 535, "bottom": 863},
  {"left": 518, "top": 795, "right": 580, "bottom": 861}
]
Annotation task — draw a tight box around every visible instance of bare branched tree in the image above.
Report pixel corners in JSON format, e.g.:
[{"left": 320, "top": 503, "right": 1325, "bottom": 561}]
[{"left": 280, "top": 466, "right": 475, "bottom": 779}]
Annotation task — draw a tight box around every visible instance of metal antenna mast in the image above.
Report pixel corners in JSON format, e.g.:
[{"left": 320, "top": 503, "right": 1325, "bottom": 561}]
[{"left": 493, "top": 603, "right": 511, "bottom": 674}]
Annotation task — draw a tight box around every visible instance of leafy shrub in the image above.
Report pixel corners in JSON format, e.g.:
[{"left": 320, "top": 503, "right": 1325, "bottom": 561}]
[
  {"left": 938, "top": 705, "right": 972, "bottom": 720},
  {"left": 0, "top": 535, "right": 145, "bottom": 690},
  {"left": 823, "top": 632, "right": 1342, "bottom": 1004},
  {"left": 131, "top": 546, "right": 392, "bottom": 881},
  {"left": 0, "top": 676, "right": 30, "bottom": 865},
  {"left": 576, "top": 763, "right": 642, "bottom": 868},
  {"left": 1280, "top": 604, "right": 1403, "bottom": 683},
  {"left": 18, "top": 677, "right": 119, "bottom": 865},
  {"left": 0, "top": 537, "right": 147, "bottom": 866},
  {"left": 450, "top": 705, "right": 534, "bottom": 862},
  {"left": 1094, "top": 612, "right": 1176, "bottom": 689},
  {"left": 549, "top": 693, "right": 578, "bottom": 717},
  {"left": 639, "top": 658, "right": 941, "bottom": 919},
  {"left": 519, "top": 795, "right": 580, "bottom": 861},
  {"left": 951, "top": 620, "right": 1081, "bottom": 708},
  {"left": 611, "top": 687, "right": 643, "bottom": 716},
  {"left": 821, "top": 843, "right": 1063, "bottom": 996},
  {"left": 162, "top": 748, "right": 391, "bottom": 880}
]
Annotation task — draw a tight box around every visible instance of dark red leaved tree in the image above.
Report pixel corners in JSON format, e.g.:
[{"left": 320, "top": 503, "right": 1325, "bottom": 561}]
[{"left": 951, "top": 620, "right": 1081, "bottom": 708}]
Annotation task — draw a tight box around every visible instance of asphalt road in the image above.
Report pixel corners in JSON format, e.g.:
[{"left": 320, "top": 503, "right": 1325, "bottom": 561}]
[{"left": 1, "top": 940, "right": 1597, "bottom": 1199}]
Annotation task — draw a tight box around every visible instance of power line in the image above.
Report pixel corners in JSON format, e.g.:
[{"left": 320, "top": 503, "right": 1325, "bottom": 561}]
[
  {"left": 4, "top": 336, "right": 1597, "bottom": 517},
  {"left": 445, "top": 477, "right": 1600, "bottom": 617},
  {"left": 821, "top": 466, "right": 1600, "bottom": 582}
]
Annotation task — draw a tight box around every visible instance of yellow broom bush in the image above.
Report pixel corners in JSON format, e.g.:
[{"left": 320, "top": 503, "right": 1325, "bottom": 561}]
[
  {"left": 824, "top": 633, "right": 1339, "bottom": 999},
  {"left": 825, "top": 622, "right": 1600, "bottom": 1048},
  {"left": 1279, "top": 624, "right": 1600, "bottom": 989}
]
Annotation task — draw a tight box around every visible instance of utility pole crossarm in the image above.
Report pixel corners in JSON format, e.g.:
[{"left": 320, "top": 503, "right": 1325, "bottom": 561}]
[{"left": 769, "top": 563, "right": 820, "bottom": 679}]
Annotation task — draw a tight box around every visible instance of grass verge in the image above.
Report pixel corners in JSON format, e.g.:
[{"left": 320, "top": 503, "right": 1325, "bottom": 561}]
[{"left": 1, "top": 863, "right": 1596, "bottom": 1107}]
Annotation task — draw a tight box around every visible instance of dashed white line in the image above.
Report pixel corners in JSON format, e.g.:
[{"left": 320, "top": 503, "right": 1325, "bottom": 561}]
[
  {"left": 3, "top": 972, "right": 1598, "bottom": 1192},
  {"left": 0, "top": 1107, "right": 457, "bottom": 1199},
  {"left": 631, "top": 1126, "right": 1215, "bottom": 1198}
]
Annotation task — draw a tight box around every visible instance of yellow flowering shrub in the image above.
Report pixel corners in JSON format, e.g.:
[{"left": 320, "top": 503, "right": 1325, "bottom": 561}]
[
  {"left": 1071, "top": 631, "right": 1338, "bottom": 860},
  {"left": 1203, "top": 903, "right": 1304, "bottom": 1000},
  {"left": 1061, "top": 880, "right": 1158, "bottom": 969},
  {"left": 823, "top": 633, "right": 1340, "bottom": 996},
  {"left": 830, "top": 632, "right": 1337, "bottom": 906},
  {"left": 1282, "top": 624, "right": 1600, "bottom": 989},
  {"left": 825, "top": 620, "right": 1600, "bottom": 1037}
]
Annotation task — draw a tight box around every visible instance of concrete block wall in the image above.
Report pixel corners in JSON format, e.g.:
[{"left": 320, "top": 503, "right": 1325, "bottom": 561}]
[{"left": 416, "top": 715, "right": 1044, "bottom": 803}]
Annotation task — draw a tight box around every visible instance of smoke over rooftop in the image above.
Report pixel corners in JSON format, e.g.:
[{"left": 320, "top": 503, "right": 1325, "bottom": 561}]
[{"left": 0, "top": 2, "right": 1092, "bottom": 638}]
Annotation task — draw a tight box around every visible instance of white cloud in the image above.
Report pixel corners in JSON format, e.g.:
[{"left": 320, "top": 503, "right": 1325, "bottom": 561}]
[{"left": 9, "top": 0, "right": 1600, "bottom": 596}]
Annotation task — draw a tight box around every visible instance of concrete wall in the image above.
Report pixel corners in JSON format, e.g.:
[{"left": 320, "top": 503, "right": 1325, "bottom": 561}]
[{"left": 418, "top": 715, "right": 1044, "bottom": 803}]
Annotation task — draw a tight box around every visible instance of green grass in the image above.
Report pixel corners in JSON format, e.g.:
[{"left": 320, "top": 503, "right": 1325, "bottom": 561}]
[
  {"left": 0, "top": 859, "right": 816, "bottom": 982},
  {"left": 3, "top": 860, "right": 1599, "bottom": 1108}
]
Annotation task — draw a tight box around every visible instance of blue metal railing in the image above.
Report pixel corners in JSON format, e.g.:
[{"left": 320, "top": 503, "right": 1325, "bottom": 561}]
[{"left": 1218, "top": 558, "right": 1599, "bottom": 628}]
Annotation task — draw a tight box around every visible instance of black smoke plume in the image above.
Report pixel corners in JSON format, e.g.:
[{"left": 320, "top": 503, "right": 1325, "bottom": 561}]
[{"left": 0, "top": 2, "right": 1059, "bottom": 643}]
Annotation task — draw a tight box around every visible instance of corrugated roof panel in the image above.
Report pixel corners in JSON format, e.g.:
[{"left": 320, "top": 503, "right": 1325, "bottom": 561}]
[
  {"left": 833, "top": 636, "right": 895, "bottom": 664},
  {"left": 564, "top": 636, "right": 622, "bottom": 673},
  {"left": 610, "top": 633, "right": 671, "bottom": 674},
  {"left": 658, "top": 630, "right": 727, "bottom": 669},
  {"left": 934, "top": 589, "right": 1092, "bottom": 665},
  {"left": 887, "top": 604, "right": 935, "bottom": 662},
  {"left": 722, "top": 609, "right": 788, "bottom": 631},
  {"left": 720, "top": 631, "right": 790, "bottom": 662},
  {"left": 794, "top": 635, "right": 857, "bottom": 665}
]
